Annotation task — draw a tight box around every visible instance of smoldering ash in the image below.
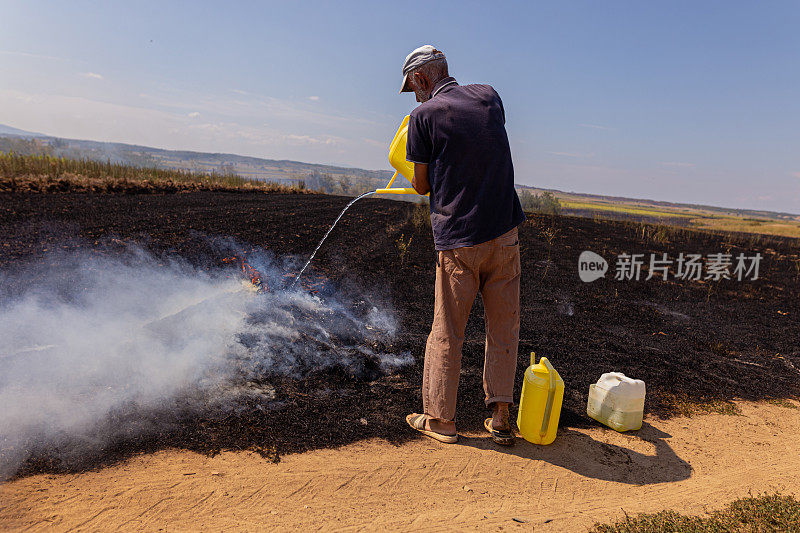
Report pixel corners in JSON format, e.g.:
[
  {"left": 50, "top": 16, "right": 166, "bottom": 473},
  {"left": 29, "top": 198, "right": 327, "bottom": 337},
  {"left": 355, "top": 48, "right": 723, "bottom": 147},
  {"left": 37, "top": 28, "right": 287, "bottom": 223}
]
[{"left": 0, "top": 244, "right": 410, "bottom": 479}]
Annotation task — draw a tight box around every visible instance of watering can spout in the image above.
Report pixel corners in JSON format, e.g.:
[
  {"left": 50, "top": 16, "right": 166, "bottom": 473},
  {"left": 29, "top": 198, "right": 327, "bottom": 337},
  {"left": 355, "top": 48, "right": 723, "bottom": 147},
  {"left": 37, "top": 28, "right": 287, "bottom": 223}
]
[{"left": 374, "top": 115, "right": 428, "bottom": 196}]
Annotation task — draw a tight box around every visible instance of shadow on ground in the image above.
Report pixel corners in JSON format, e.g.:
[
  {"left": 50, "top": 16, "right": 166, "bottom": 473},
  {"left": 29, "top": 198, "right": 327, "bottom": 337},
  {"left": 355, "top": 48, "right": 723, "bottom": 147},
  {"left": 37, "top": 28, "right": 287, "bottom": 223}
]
[{"left": 458, "top": 423, "right": 691, "bottom": 485}]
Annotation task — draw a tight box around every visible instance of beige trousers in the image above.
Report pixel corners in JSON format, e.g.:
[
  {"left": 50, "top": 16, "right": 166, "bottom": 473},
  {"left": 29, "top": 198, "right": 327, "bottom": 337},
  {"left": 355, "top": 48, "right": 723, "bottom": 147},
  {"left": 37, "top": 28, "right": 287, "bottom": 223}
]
[{"left": 423, "top": 226, "right": 521, "bottom": 422}]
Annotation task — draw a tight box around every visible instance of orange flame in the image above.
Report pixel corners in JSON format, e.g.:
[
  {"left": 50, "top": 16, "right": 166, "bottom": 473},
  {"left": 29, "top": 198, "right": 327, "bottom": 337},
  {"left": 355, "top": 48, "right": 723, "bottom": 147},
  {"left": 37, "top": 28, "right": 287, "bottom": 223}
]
[
  {"left": 223, "top": 255, "right": 329, "bottom": 295},
  {"left": 282, "top": 271, "right": 327, "bottom": 295},
  {"left": 222, "top": 254, "right": 266, "bottom": 293}
]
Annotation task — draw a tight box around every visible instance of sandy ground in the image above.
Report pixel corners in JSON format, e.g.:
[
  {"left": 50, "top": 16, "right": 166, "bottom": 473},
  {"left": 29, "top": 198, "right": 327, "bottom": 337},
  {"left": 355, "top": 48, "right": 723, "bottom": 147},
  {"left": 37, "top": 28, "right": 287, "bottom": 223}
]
[{"left": 2, "top": 400, "right": 799, "bottom": 532}]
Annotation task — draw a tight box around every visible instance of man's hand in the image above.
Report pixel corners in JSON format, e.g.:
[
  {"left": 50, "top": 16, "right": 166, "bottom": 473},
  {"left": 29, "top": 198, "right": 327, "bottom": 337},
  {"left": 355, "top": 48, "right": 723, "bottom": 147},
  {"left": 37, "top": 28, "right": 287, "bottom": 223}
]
[{"left": 412, "top": 163, "right": 431, "bottom": 195}]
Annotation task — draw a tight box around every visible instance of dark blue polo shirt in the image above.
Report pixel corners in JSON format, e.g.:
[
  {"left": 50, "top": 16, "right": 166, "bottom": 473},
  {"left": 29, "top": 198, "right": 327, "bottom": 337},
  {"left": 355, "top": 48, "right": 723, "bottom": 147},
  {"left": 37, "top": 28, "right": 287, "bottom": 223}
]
[{"left": 406, "top": 77, "right": 525, "bottom": 251}]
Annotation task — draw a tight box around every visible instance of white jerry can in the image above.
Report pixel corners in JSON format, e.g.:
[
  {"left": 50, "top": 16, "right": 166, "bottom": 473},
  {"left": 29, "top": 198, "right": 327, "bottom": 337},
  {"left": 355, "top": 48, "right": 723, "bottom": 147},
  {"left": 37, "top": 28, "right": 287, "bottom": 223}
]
[{"left": 587, "top": 372, "right": 646, "bottom": 432}]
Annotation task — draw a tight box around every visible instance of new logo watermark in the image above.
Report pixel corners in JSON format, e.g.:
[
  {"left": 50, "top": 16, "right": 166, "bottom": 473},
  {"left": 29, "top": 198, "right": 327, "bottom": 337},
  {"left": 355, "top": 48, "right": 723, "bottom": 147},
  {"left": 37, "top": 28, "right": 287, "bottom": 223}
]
[
  {"left": 578, "top": 251, "right": 762, "bottom": 282},
  {"left": 578, "top": 251, "right": 608, "bottom": 282}
]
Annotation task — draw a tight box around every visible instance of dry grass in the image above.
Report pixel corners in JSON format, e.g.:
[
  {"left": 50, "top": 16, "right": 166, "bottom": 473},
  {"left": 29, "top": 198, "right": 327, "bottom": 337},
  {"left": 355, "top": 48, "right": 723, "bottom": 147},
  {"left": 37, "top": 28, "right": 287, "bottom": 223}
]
[
  {"left": 558, "top": 194, "right": 800, "bottom": 240},
  {"left": 692, "top": 216, "right": 800, "bottom": 239},
  {"left": 592, "top": 492, "right": 800, "bottom": 532},
  {"left": 395, "top": 233, "right": 413, "bottom": 265},
  {"left": 625, "top": 219, "right": 799, "bottom": 255},
  {"left": 658, "top": 392, "right": 742, "bottom": 418},
  {"left": 410, "top": 199, "right": 431, "bottom": 230},
  {"left": 0, "top": 153, "right": 313, "bottom": 194},
  {"left": 765, "top": 398, "right": 799, "bottom": 410}
]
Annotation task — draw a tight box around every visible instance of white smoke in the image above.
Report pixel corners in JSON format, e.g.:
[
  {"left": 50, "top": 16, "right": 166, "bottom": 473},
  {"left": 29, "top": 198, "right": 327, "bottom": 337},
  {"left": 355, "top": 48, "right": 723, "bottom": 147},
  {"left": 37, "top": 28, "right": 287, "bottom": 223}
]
[{"left": 0, "top": 245, "right": 409, "bottom": 479}]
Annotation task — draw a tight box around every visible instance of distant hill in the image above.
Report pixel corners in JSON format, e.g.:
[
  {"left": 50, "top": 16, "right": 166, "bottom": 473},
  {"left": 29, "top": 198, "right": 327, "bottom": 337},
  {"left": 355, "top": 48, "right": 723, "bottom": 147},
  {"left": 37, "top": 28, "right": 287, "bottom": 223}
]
[
  {"left": 0, "top": 124, "right": 45, "bottom": 138},
  {"left": 0, "top": 125, "right": 394, "bottom": 196},
  {"left": 516, "top": 184, "right": 800, "bottom": 221},
  {"left": 1, "top": 124, "right": 797, "bottom": 225}
]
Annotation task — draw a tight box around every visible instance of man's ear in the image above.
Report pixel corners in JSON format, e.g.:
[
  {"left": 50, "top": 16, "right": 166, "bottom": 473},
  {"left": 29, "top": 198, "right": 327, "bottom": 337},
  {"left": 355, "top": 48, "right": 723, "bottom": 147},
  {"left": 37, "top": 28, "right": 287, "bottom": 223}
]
[{"left": 414, "top": 72, "right": 430, "bottom": 92}]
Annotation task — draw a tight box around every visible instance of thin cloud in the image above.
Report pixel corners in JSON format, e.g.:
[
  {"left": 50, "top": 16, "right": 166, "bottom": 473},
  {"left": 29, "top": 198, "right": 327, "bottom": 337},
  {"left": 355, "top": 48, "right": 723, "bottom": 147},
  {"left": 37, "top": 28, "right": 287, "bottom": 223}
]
[
  {"left": 185, "top": 120, "right": 340, "bottom": 147},
  {"left": 0, "top": 50, "right": 67, "bottom": 62},
  {"left": 659, "top": 161, "right": 695, "bottom": 168},
  {"left": 187, "top": 111, "right": 200, "bottom": 118},
  {"left": 308, "top": 96, "right": 320, "bottom": 101},
  {"left": 790, "top": 171, "right": 800, "bottom": 179},
  {"left": 82, "top": 72, "right": 104, "bottom": 80},
  {"left": 361, "top": 138, "right": 385, "bottom": 148},
  {"left": 156, "top": 87, "right": 378, "bottom": 129},
  {"left": 285, "top": 133, "right": 335, "bottom": 145},
  {"left": 548, "top": 151, "right": 594, "bottom": 158},
  {"left": 579, "top": 123, "right": 614, "bottom": 131},
  {"left": 0, "top": 87, "right": 379, "bottom": 167}
]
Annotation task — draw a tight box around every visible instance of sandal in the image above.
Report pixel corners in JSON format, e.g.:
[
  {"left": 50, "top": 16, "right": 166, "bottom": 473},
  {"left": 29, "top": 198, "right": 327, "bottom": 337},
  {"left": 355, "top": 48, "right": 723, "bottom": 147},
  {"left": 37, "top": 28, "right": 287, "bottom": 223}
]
[
  {"left": 484, "top": 418, "right": 515, "bottom": 446},
  {"left": 406, "top": 413, "right": 458, "bottom": 444}
]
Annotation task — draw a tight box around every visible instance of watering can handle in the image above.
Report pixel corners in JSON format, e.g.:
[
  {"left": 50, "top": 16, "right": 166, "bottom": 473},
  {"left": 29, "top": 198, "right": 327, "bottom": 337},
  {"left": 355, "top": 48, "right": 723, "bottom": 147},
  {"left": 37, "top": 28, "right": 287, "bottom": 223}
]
[
  {"left": 542, "top": 357, "right": 556, "bottom": 392},
  {"left": 529, "top": 352, "right": 556, "bottom": 391},
  {"left": 539, "top": 356, "right": 557, "bottom": 438},
  {"left": 374, "top": 170, "right": 429, "bottom": 195}
]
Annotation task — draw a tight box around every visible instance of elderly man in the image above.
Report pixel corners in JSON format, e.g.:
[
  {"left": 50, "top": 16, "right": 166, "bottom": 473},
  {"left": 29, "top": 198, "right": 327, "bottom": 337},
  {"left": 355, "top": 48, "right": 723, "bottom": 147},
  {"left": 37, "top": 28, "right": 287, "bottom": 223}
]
[{"left": 401, "top": 45, "right": 525, "bottom": 446}]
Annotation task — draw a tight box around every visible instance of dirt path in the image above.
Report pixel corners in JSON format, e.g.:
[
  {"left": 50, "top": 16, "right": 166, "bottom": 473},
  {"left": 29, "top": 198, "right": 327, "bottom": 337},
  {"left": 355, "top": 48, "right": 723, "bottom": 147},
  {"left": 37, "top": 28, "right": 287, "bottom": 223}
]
[{"left": 2, "top": 400, "right": 799, "bottom": 532}]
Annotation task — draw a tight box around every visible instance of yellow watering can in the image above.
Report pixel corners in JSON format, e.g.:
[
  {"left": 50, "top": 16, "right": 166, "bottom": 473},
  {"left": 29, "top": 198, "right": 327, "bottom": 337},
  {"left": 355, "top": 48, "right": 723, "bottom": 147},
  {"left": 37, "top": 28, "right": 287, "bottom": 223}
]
[
  {"left": 375, "top": 115, "right": 427, "bottom": 196},
  {"left": 517, "top": 352, "right": 564, "bottom": 445}
]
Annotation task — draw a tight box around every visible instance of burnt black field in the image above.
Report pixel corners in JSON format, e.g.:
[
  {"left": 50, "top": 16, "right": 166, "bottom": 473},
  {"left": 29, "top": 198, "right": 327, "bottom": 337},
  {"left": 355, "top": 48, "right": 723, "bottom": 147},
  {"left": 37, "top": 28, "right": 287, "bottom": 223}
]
[{"left": 1, "top": 191, "right": 798, "bottom": 476}]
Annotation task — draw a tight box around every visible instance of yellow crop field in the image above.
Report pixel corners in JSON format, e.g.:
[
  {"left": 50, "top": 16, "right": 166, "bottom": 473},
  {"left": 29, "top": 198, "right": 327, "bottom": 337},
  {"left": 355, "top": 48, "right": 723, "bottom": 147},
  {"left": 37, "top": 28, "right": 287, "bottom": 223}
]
[
  {"left": 560, "top": 200, "right": 694, "bottom": 219},
  {"left": 556, "top": 197, "right": 800, "bottom": 239}
]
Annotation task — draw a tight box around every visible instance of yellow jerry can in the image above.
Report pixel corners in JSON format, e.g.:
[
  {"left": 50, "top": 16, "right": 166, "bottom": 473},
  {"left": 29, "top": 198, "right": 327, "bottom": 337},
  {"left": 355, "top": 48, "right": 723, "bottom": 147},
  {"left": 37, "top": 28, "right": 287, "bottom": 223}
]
[{"left": 516, "top": 352, "right": 564, "bottom": 445}]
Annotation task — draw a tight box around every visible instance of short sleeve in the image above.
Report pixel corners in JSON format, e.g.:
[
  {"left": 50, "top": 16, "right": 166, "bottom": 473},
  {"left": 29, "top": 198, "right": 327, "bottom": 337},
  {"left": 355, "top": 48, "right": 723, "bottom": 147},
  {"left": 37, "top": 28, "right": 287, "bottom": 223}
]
[
  {"left": 494, "top": 89, "right": 506, "bottom": 125},
  {"left": 406, "top": 111, "right": 432, "bottom": 164}
]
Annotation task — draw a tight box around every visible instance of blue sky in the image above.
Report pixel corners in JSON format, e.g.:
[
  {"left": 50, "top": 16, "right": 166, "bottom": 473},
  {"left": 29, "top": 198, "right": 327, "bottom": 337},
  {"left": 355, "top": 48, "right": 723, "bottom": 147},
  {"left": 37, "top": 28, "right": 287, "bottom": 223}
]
[{"left": 1, "top": 1, "right": 798, "bottom": 213}]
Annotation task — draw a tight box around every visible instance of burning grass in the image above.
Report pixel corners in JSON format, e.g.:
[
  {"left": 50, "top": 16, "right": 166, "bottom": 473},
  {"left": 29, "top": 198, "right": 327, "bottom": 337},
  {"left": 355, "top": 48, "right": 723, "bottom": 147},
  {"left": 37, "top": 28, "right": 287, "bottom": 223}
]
[
  {"left": 0, "top": 240, "right": 410, "bottom": 480},
  {"left": 0, "top": 153, "right": 313, "bottom": 193},
  {"left": 591, "top": 492, "right": 800, "bottom": 532}
]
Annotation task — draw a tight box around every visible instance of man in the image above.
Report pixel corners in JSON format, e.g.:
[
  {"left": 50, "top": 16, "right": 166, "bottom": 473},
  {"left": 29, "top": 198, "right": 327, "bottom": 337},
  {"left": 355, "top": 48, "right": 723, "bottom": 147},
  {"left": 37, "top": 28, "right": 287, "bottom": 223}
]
[{"left": 400, "top": 45, "right": 525, "bottom": 446}]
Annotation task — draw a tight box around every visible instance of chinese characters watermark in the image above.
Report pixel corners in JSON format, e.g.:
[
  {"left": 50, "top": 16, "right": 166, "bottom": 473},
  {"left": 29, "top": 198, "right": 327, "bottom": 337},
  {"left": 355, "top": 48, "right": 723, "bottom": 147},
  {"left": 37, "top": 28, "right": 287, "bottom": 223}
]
[{"left": 578, "top": 251, "right": 762, "bottom": 282}]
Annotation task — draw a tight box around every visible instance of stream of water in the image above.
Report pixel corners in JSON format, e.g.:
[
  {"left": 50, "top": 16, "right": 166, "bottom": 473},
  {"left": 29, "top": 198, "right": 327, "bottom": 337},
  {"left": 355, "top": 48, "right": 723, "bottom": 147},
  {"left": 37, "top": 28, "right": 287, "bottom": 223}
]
[{"left": 292, "top": 191, "right": 375, "bottom": 287}]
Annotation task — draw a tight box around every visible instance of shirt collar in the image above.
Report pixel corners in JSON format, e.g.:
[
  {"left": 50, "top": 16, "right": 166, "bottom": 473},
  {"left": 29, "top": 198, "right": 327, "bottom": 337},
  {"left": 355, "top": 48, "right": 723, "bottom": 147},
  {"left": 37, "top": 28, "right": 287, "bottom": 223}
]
[{"left": 431, "top": 76, "right": 458, "bottom": 98}]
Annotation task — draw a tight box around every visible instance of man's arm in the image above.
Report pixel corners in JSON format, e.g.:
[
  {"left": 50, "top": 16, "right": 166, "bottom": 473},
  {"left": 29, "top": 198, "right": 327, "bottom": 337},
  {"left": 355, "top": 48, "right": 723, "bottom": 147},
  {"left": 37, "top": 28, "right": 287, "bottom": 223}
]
[{"left": 412, "top": 163, "right": 431, "bottom": 195}]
